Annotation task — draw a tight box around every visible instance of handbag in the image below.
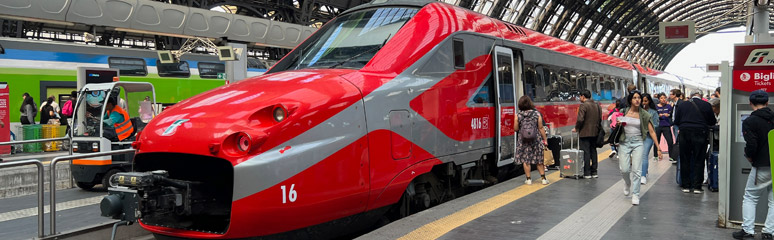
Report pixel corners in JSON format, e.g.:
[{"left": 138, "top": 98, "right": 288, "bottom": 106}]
[
  {"left": 543, "top": 147, "right": 555, "bottom": 166},
  {"left": 607, "top": 122, "right": 624, "bottom": 145}
]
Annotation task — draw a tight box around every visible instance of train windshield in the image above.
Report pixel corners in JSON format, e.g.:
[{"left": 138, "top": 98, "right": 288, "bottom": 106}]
[{"left": 288, "top": 7, "right": 417, "bottom": 70}]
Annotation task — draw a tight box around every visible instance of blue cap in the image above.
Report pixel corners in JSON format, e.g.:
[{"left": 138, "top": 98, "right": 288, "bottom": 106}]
[{"left": 750, "top": 90, "right": 769, "bottom": 104}]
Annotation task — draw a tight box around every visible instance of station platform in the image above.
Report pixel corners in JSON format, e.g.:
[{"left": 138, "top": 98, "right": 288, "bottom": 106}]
[{"left": 359, "top": 149, "right": 737, "bottom": 240}]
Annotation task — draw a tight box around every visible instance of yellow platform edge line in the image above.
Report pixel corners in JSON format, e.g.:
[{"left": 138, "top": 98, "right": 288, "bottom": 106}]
[{"left": 398, "top": 149, "right": 612, "bottom": 240}]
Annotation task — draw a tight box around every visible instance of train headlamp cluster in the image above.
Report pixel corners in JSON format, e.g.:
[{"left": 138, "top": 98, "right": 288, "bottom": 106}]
[
  {"left": 237, "top": 133, "right": 251, "bottom": 153},
  {"left": 273, "top": 106, "right": 286, "bottom": 122}
]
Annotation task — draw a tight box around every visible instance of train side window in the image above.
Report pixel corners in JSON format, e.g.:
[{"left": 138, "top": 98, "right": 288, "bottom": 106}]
[
  {"left": 453, "top": 39, "right": 465, "bottom": 69},
  {"left": 523, "top": 65, "right": 537, "bottom": 100},
  {"left": 472, "top": 75, "right": 494, "bottom": 104},
  {"left": 108, "top": 57, "right": 147, "bottom": 76},
  {"left": 156, "top": 60, "right": 190, "bottom": 78},
  {"left": 534, "top": 65, "right": 547, "bottom": 101},
  {"left": 198, "top": 62, "right": 226, "bottom": 79}
]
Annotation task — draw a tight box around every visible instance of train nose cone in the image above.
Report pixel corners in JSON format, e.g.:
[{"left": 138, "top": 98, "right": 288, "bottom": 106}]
[{"left": 135, "top": 69, "right": 363, "bottom": 159}]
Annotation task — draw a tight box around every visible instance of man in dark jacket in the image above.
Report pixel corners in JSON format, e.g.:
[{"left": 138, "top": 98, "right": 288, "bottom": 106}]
[
  {"left": 572, "top": 90, "right": 601, "bottom": 179},
  {"left": 674, "top": 89, "right": 716, "bottom": 194},
  {"left": 733, "top": 90, "right": 774, "bottom": 240}
]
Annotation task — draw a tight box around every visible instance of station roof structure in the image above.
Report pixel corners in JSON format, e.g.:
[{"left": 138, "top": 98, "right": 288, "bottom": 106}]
[
  {"left": 200, "top": 0, "right": 757, "bottom": 70},
  {"left": 0, "top": 0, "right": 761, "bottom": 66}
]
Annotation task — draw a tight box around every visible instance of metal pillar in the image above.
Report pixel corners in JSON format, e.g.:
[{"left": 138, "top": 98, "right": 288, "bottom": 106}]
[
  {"left": 225, "top": 42, "right": 248, "bottom": 83},
  {"left": 751, "top": 1, "right": 773, "bottom": 43}
]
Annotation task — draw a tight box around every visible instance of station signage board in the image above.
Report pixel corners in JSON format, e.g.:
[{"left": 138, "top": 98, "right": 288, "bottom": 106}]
[
  {"left": 0, "top": 83, "right": 9, "bottom": 154},
  {"left": 733, "top": 44, "right": 774, "bottom": 92}
]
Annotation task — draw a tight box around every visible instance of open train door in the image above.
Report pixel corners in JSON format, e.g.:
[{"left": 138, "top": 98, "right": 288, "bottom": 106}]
[{"left": 493, "top": 46, "right": 519, "bottom": 167}]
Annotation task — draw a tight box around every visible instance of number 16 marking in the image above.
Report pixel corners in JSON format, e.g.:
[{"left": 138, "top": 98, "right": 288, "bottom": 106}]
[{"left": 281, "top": 184, "right": 297, "bottom": 204}]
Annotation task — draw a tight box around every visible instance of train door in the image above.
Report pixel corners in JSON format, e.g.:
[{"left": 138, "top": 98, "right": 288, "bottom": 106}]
[{"left": 493, "top": 46, "right": 518, "bottom": 167}]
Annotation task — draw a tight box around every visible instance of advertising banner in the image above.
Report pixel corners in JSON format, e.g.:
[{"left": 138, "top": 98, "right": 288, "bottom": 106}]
[
  {"left": 0, "top": 83, "right": 10, "bottom": 154},
  {"left": 733, "top": 44, "right": 774, "bottom": 92}
]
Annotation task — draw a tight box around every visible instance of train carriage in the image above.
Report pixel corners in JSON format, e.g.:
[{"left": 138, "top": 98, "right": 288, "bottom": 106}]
[{"left": 101, "top": 1, "right": 691, "bottom": 239}]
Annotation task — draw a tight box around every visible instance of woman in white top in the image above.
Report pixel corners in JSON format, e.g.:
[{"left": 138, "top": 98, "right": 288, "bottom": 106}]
[{"left": 615, "top": 91, "right": 662, "bottom": 205}]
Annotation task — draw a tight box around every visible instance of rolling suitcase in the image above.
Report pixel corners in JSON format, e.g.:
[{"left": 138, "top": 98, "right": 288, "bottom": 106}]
[
  {"left": 707, "top": 128, "right": 719, "bottom": 192},
  {"left": 560, "top": 133, "right": 584, "bottom": 179},
  {"left": 547, "top": 135, "right": 562, "bottom": 170},
  {"left": 707, "top": 152, "right": 719, "bottom": 192}
]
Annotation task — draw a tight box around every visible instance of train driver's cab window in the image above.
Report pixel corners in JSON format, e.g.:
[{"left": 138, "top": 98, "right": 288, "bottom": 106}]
[
  {"left": 156, "top": 60, "right": 190, "bottom": 78},
  {"left": 198, "top": 62, "right": 226, "bottom": 79},
  {"left": 283, "top": 7, "right": 418, "bottom": 70},
  {"left": 108, "top": 57, "right": 147, "bottom": 76},
  {"left": 453, "top": 39, "right": 465, "bottom": 69}
]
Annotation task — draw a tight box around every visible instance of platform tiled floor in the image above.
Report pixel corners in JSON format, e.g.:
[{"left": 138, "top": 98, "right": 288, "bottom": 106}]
[{"left": 360, "top": 150, "right": 739, "bottom": 240}]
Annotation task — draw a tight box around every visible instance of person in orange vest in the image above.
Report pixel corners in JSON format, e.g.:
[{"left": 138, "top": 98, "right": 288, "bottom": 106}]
[{"left": 103, "top": 97, "right": 134, "bottom": 141}]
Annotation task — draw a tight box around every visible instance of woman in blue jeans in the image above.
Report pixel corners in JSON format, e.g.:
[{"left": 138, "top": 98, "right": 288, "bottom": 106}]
[
  {"left": 640, "top": 93, "right": 659, "bottom": 185},
  {"left": 615, "top": 91, "right": 662, "bottom": 205}
]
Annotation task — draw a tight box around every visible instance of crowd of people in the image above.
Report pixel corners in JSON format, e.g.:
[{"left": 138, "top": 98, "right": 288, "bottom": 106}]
[
  {"left": 19, "top": 91, "right": 76, "bottom": 126},
  {"left": 517, "top": 85, "right": 722, "bottom": 207}
]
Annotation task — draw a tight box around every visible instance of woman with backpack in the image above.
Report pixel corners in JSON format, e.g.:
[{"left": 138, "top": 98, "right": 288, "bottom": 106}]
[
  {"left": 20, "top": 93, "right": 37, "bottom": 125},
  {"left": 614, "top": 91, "right": 662, "bottom": 205},
  {"left": 514, "top": 96, "right": 548, "bottom": 185},
  {"left": 40, "top": 96, "right": 58, "bottom": 125}
]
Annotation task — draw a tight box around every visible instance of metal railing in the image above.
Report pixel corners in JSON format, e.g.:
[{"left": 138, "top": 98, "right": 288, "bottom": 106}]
[
  {"left": 0, "top": 137, "right": 70, "bottom": 146},
  {"left": 49, "top": 148, "right": 135, "bottom": 235},
  {"left": 0, "top": 160, "right": 45, "bottom": 238}
]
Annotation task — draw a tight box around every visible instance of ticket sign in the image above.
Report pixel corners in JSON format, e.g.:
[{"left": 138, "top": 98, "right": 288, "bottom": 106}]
[{"left": 733, "top": 44, "right": 774, "bottom": 92}]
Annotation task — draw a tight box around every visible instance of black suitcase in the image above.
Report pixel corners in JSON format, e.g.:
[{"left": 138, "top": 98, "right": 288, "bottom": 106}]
[{"left": 547, "top": 135, "right": 562, "bottom": 169}]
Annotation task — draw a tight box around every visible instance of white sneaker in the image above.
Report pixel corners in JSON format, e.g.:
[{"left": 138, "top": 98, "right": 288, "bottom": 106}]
[
  {"left": 525, "top": 179, "right": 532, "bottom": 185},
  {"left": 542, "top": 179, "right": 549, "bottom": 185},
  {"left": 632, "top": 195, "right": 640, "bottom": 205},
  {"left": 641, "top": 177, "right": 647, "bottom": 185},
  {"left": 624, "top": 185, "right": 631, "bottom": 196},
  {"left": 609, "top": 150, "right": 617, "bottom": 158}
]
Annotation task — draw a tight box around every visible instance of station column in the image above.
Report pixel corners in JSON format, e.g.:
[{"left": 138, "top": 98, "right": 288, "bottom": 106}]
[{"left": 225, "top": 42, "right": 248, "bottom": 83}]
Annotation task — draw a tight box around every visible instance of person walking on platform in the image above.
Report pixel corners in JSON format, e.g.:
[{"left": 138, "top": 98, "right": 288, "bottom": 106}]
[
  {"left": 674, "top": 90, "right": 716, "bottom": 193},
  {"left": 572, "top": 90, "right": 601, "bottom": 179},
  {"left": 640, "top": 93, "right": 660, "bottom": 185},
  {"left": 614, "top": 91, "right": 662, "bottom": 205},
  {"left": 20, "top": 93, "right": 36, "bottom": 125},
  {"left": 670, "top": 89, "right": 684, "bottom": 165},
  {"left": 733, "top": 90, "right": 774, "bottom": 240},
  {"left": 514, "top": 96, "right": 548, "bottom": 185},
  {"left": 656, "top": 93, "right": 675, "bottom": 163}
]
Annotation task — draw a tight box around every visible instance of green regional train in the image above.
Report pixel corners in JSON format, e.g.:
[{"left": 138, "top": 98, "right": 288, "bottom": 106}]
[{"left": 0, "top": 38, "right": 268, "bottom": 124}]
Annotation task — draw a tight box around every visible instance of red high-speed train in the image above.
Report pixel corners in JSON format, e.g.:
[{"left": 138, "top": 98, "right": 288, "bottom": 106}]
[{"left": 108, "top": 0, "right": 689, "bottom": 239}]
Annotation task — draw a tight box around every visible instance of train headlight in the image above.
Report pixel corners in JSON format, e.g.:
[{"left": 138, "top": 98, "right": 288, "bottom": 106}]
[
  {"left": 237, "top": 133, "right": 251, "bottom": 152},
  {"left": 92, "top": 142, "right": 99, "bottom": 152},
  {"left": 72, "top": 142, "right": 79, "bottom": 151},
  {"left": 273, "top": 106, "right": 286, "bottom": 122}
]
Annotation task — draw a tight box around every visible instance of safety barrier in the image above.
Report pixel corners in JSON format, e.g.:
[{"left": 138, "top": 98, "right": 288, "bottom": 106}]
[
  {"left": 0, "top": 160, "right": 44, "bottom": 238},
  {"left": 49, "top": 149, "right": 135, "bottom": 235}
]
